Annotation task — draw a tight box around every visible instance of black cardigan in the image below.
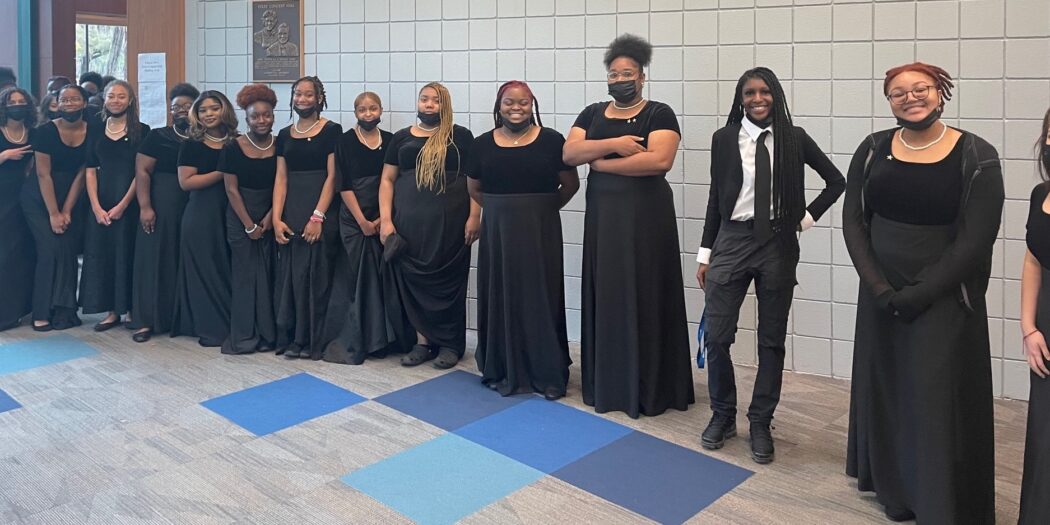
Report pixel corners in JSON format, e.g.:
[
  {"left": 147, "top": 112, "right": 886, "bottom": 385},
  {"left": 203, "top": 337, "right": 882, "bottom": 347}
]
[
  {"left": 700, "top": 124, "right": 845, "bottom": 250},
  {"left": 842, "top": 128, "right": 1004, "bottom": 320}
]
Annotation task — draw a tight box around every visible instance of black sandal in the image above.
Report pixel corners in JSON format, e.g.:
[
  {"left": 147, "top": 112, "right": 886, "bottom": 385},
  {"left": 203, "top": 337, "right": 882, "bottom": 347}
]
[
  {"left": 401, "top": 344, "right": 437, "bottom": 367},
  {"left": 32, "top": 323, "right": 53, "bottom": 333},
  {"left": 432, "top": 347, "right": 460, "bottom": 369}
]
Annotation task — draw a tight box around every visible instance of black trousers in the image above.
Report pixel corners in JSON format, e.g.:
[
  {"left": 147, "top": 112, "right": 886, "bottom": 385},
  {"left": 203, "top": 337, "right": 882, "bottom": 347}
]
[{"left": 704, "top": 221, "right": 797, "bottom": 424}]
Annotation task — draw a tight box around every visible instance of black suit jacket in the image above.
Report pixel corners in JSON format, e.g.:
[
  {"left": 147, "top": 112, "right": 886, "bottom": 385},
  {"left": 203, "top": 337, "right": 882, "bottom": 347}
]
[{"left": 700, "top": 124, "right": 845, "bottom": 250}]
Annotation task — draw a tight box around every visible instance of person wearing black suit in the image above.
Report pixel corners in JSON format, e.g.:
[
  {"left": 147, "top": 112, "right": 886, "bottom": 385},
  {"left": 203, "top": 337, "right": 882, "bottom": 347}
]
[{"left": 695, "top": 67, "right": 844, "bottom": 464}]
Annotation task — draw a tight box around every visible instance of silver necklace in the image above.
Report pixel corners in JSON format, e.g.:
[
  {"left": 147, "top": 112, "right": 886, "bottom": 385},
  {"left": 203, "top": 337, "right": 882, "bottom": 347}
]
[
  {"left": 245, "top": 133, "right": 274, "bottom": 151},
  {"left": 417, "top": 123, "right": 438, "bottom": 132},
  {"left": 503, "top": 124, "right": 532, "bottom": 145},
  {"left": 294, "top": 118, "right": 321, "bottom": 135},
  {"left": 172, "top": 125, "right": 189, "bottom": 139},
  {"left": 105, "top": 118, "right": 127, "bottom": 136},
  {"left": 613, "top": 98, "right": 645, "bottom": 110},
  {"left": 204, "top": 132, "right": 229, "bottom": 143},
  {"left": 898, "top": 122, "right": 948, "bottom": 151},
  {"left": 3, "top": 124, "right": 26, "bottom": 144},
  {"left": 355, "top": 126, "right": 382, "bottom": 150}
]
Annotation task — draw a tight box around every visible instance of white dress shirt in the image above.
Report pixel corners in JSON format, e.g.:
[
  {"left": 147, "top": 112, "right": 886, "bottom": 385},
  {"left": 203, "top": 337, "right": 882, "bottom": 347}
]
[{"left": 696, "top": 118, "right": 814, "bottom": 264}]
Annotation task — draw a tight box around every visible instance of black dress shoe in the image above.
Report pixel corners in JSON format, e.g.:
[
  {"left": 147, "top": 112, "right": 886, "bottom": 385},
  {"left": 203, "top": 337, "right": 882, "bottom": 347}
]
[
  {"left": 884, "top": 506, "right": 915, "bottom": 522},
  {"left": 701, "top": 413, "right": 737, "bottom": 450},
  {"left": 749, "top": 422, "right": 775, "bottom": 464},
  {"left": 94, "top": 318, "right": 122, "bottom": 332},
  {"left": 132, "top": 329, "right": 152, "bottom": 343},
  {"left": 284, "top": 346, "right": 302, "bottom": 359},
  {"left": 542, "top": 388, "right": 565, "bottom": 401},
  {"left": 32, "top": 323, "right": 53, "bottom": 333}
]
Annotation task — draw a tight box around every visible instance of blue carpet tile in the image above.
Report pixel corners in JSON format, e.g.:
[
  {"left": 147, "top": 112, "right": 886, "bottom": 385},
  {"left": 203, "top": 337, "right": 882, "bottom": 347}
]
[
  {"left": 0, "top": 388, "right": 21, "bottom": 414},
  {"left": 201, "top": 372, "right": 366, "bottom": 436},
  {"left": 374, "top": 370, "right": 529, "bottom": 431},
  {"left": 0, "top": 334, "right": 98, "bottom": 376}
]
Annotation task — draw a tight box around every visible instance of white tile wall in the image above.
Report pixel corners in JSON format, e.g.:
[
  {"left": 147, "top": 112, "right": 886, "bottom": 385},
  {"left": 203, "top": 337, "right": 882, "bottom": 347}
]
[{"left": 188, "top": 0, "right": 1050, "bottom": 401}]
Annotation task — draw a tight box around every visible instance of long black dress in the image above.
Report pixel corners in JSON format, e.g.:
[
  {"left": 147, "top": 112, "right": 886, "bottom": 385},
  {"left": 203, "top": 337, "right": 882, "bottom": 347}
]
[
  {"left": 0, "top": 127, "right": 36, "bottom": 329},
  {"left": 220, "top": 140, "right": 277, "bottom": 355},
  {"left": 21, "top": 121, "right": 89, "bottom": 325},
  {"left": 324, "top": 128, "right": 400, "bottom": 365},
  {"left": 129, "top": 126, "right": 190, "bottom": 334},
  {"left": 468, "top": 127, "right": 571, "bottom": 397},
  {"left": 384, "top": 125, "right": 475, "bottom": 356},
  {"left": 274, "top": 121, "right": 343, "bottom": 359},
  {"left": 573, "top": 101, "right": 694, "bottom": 418},
  {"left": 79, "top": 124, "right": 149, "bottom": 316},
  {"left": 170, "top": 139, "right": 231, "bottom": 347},
  {"left": 844, "top": 131, "right": 1003, "bottom": 524},
  {"left": 1020, "top": 181, "right": 1050, "bottom": 525}
]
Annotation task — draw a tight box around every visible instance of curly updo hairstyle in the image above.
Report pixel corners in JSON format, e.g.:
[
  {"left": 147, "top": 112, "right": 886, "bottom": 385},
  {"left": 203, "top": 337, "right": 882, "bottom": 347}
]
[
  {"left": 603, "top": 33, "right": 653, "bottom": 69},
  {"left": 236, "top": 83, "right": 278, "bottom": 110}
]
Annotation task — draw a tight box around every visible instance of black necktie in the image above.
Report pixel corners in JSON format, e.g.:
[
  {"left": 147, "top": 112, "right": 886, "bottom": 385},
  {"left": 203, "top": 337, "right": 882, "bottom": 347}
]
[{"left": 753, "top": 130, "right": 772, "bottom": 245}]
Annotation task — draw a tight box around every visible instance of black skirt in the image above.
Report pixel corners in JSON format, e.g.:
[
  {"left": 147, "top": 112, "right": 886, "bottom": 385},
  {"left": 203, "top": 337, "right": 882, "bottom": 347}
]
[
  {"left": 0, "top": 173, "right": 33, "bottom": 327},
  {"left": 79, "top": 167, "right": 137, "bottom": 315},
  {"left": 1019, "top": 266, "right": 1050, "bottom": 524},
  {"left": 846, "top": 215, "right": 995, "bottom": 524},
  {"left": 129, "top": 170, "right": 188, "bottom": 333},
  {"left": 222, "top": 187, "right": 276, "bottom": 355},
  {"left": 20, "top": 170, "right": 82, "bottom": 323},
  {"left": 580, "top": 171, "right": 694, "bottom": 418},
  {"left": 324, "top": 175, "right": 399, "bottom": 364},
  {"left": 476, "top": 192, "right": 569, "bottom": 396},
  {"left": 387, "top": 169, "right": 471, "bottom": 354},
  {"left": 274, "top": 169, "right": 339, "bottom": 359},
  {"left": 170, "top": 183, "right": 231, "bottom": 346}
]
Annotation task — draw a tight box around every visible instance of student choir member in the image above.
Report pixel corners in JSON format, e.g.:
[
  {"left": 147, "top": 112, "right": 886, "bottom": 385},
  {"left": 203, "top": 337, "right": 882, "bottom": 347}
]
[
  {"left": 467, "top": 80, "right": 579, "bottom": 399},
  {"left": 80, "top": 80, "right": 149, "bottom": 331},
  {"left": 696, "top": 67, "right": 844, "bottom": 463},
  {"left": 170, "top": 91, "right": 236, "bottom": 347},
  {"left": 0, "top": 87, "right": 37, "bottom": 331},
  {"left": 843, "top": 62, "right": 1002, "bottom": 523},
  {"left": 220, "top": 84, "right": 279, "bottom": 355},
  {"left": 562, "top": 34, "right": 693, "bottom": 418},
  {"left": 272, "top": 76, "right": 343, "bottom": 360},
  {"left": 22, "top": 84, "right": 91, "bottom": 331},
  {"left": 379, "top": 82, "right": 477, "bottom": 369},
  {"left": 324, "top": 91, "right": 399, "bottom": 365},
  {"left": 1017, "top": 108, "right": 1050, "bottom": 525},
  {"left": 128, "top": 83, "right": 199, "bottom": 343}
]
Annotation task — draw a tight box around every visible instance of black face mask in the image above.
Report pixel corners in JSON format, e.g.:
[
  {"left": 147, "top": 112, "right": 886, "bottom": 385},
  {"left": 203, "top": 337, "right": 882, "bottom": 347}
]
[
  {"left": 608, "top": 80, "right": 639, "bottom": 105},
  {"left": 357, "top": 117, "right": 380, "bottom": 131},
  {"left": 59, "top": 109, "right": 83, "bottom": 123},
  {"left": 896, "top": 106, "right": 943, "bottom": 131},
  {"left": 501, "top": 118, "right": 532, "bottom": 133},
  {"left": 108, "top": 108, "right": 128, "bottom": 118},
  {"left": 1042, "top": 143, "right": 1050, "bottom": 173},
  {"left": 6, "top": 105, "right": 30, "bottom": 121},
  {"left": 293, "top": 106, "right": 316, "bottom": 118},
  {"left": 745, "top": 113, "right": 772, "bottom": 130},
  {"left": 46, "top": 110, "right": 61, "bottom": 120},
  {"left": 417, "top": 111, "right": 440, "bottom": 127}
]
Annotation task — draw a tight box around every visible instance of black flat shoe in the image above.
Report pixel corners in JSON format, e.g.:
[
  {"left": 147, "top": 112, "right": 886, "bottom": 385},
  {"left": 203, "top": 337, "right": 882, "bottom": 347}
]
[
  {"left": 884, "top": 506, "right": 915, "bottom": 522},
  {"left": 542, "top": 388, "right": 564, "bottom": 401},
  {"left": 94, "top": 319, "right": 122, "bottom": 332},
  {"left": 284, "top": 347, "right": 302, "bottom": 359},
  {"left": 132, "top": 329, "right": 152, "bottom": 343},
  {"left": 256, "top": 342, "right": 275, "bottom": 353},
  {"left": 32, "top": 323, "right": 53, "bottom": 333}
]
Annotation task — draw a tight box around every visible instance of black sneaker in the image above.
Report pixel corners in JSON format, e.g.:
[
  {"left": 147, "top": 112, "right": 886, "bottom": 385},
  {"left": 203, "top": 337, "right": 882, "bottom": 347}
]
[
  {"left": 749, "top": 422, "right": 775, "bottom": 464},
  {"left": 701, "top": 413, "right": 736, "bottom": 450}
]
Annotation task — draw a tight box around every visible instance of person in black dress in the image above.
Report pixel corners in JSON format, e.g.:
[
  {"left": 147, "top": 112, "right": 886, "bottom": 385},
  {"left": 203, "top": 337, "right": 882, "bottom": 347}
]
[
  {"left": 843, "top": 63, "right": 1002, "bottom": 524},
  {"left": 324, "top": 91, "right": 399, "bottom": 365},
  {"left": 221, "top": 84, "right": 278, "bottom": 355},
  {"left": 379, "top": 82, "right": 477, "bottom": 369},
  {"left": 170, "top": 90, "right": 236, "bottom": 347},
  {"left": 80, "top": 80, "right": 149, "bottom": 331},
  {"left": 22, "top": 84, "right": 92, "bottom": 331},
  {"left": 0, "top": 87, "right": 37, "bottom": 331},
  {"left": 467, "top": 80, "right": 579, "bottom": 399},
  {"left": 1018, "top": 110, "right": 1050, "bottom": 525},
  {"left": 562, "top": 34, "right": 693, "bottom": 418},
  {"left": 128, "top": 82, "right": 199, "bottom": 343},
  {"left": 272, "top": 76, "right": 343, "bottom": 360},
  {"left": 696, "top": 67, "right": 845, "bottom": 463}
]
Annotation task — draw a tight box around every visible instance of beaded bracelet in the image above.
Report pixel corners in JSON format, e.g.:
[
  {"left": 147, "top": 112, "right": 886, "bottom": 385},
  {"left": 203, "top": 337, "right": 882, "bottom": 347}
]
[{"left": 308, "top": 215, "right": 324, "bottom": 224}]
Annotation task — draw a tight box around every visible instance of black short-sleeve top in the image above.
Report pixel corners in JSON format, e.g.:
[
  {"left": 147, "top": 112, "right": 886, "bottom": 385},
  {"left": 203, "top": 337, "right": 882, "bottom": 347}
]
[
  {"left": 1027, "top": 182, "right": 1050, "bottom": 270},
  {"left": 466, "top": 127, "right": 572, "bottom": 194},
  {"left": 86, "top": 123, "right": 151, "bottom": 170},
  {"left": 177, "top": 139, "right": 224, "bottom": 176},
  {"left": 572, "top": 100, "right": 681, "bottom": 158},
  {"left": 865, "top": 135, "right": 964, "bottom": 226},
  {"left": 139, "top": 126, "right": 188, "bottom": 174},
  {"left": 276, "top": 120, "right": 343, "bottom": 172},
  {"left": 337, "top": 129, "right": 393, "bottom": 191},
  {"left": 384, "top": 125, "right": 474, "bottom": 173},
  {"left": 32, "top": 120, "right": 90, "bottom": 173},
  {"left": 0, "top": 126, "right": 35, "bottom": 181},
  {"left": 218, "top": 140, "right": 277, "bottom": 191}
]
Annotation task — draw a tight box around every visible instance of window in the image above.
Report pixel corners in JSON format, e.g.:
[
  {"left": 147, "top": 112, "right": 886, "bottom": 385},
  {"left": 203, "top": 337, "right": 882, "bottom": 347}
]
[{"left": 75, "top": 20, "right": 127, "bottom": 81}]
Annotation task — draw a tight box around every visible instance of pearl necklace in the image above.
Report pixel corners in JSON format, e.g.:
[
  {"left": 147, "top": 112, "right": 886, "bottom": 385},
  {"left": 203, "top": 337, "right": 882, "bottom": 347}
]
[
  {"left": 172, "top": 125, "right": 189, "bottom": 139},
  {"left": 613, "top": 98, "right": 645, "bottom": 110},
  {"left": 355, "top": 126, "right": 382, "bottom": 150},
  {"left": 294, "top": 118, "right": 321, "bottom": 135},
  {"left": 417, "top": 123, "right": 438, "bottom": 132},
  {"left": 3, "top": 124, "right": 26, "bottom": 144},
  {"left": 105, "top": 118, "right": 126, "bottom": 136},
  {"left": 246, "top": 132, "right": 274, "bottom": 151},
  {"left": 204, "top": 132, "right": 229, "bottom": 143},
  {"left": 502, "top": 124, "right": 532, "bottom": 145},
  {"left": 898, "top": 122, "right": 948, "bottom": 151}
]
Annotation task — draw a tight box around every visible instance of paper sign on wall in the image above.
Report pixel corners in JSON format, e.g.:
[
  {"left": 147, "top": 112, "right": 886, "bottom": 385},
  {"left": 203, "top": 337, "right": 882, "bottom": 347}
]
[{"left": 138, "top": 52, "right": 167, "bottom": 129}]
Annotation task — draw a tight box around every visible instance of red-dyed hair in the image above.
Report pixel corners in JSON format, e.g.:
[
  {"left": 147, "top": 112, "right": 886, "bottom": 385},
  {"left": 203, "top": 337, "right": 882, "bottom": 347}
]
[
  {"left": 492, "top": 80, "right": 543, "bottom": 128},
  {"left": 236, "top": 83, "right": 278, "bottom": 110},
  {"left": 883, "top": 62, "right": 954, "bottom": 104}
]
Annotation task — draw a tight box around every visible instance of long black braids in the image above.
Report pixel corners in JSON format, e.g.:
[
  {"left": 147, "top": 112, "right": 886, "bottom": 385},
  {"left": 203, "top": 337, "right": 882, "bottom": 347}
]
[
  {"left": 725, "top": 67, "right": 804, "bottom": 239},
  {"left": 289, "top": 76, "right": 327, "bottom": 119}
]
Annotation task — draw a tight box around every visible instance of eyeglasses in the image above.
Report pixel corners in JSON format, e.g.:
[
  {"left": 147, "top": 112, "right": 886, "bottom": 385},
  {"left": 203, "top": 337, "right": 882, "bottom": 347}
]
[
  {"left": 170, "top": 103, "right": 192, "bottom": 111},
  {"left": 886, "top": 84, "right": 932, "bottom": 105},
  {"left": 607, "top": 71, "right": 638, "bottom": 81},
  {"left": 57, "top": 97, "right": 84, "bottom": 105}
]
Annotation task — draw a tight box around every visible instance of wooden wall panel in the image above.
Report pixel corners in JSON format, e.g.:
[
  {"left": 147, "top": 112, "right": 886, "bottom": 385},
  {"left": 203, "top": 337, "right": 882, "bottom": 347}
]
[{"left": 126, "top": 0, "right": 185, "bottom": 101}]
